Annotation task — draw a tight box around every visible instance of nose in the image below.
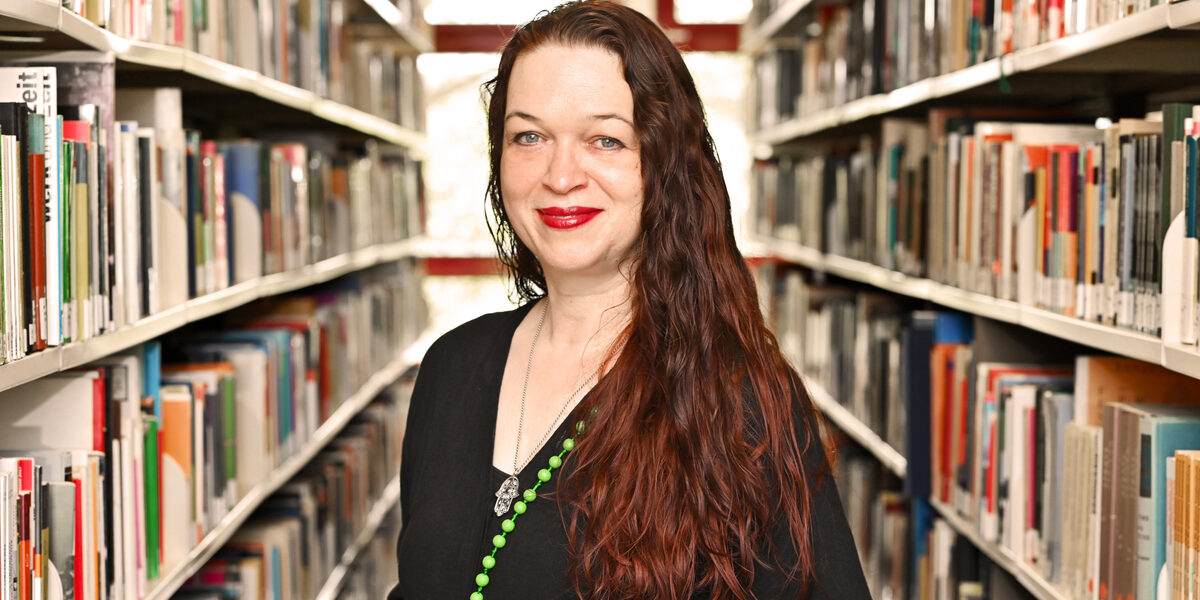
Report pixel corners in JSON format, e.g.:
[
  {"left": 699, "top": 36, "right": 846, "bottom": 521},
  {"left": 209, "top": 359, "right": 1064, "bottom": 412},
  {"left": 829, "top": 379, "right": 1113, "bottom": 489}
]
[{"left": 542, "top": 141, "right": 587, "bottom": 195}]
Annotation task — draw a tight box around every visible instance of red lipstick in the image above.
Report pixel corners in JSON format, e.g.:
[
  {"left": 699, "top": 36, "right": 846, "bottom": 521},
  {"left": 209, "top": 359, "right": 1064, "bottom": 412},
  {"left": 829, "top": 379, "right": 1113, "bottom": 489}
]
[{"left": 536, "top": 206, "right": 602, "bottom": 229}]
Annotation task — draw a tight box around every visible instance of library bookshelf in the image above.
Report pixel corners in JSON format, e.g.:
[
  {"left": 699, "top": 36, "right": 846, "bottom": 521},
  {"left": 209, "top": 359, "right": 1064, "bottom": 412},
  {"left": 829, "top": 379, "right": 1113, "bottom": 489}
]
[
  {"left": 749, "top": 3, "right": 1200, "bottom": 147},
  {"left": 144, "top": 353, "right": 416, "bottom": 600},
  {"left": 747, "top": 0, "right": 1200, "bottom": 596},
  {"left": 0, "top": 1, "right": 430, "bottom": 598},
  {"left": 0, "top": 0, "right": 429, "bottom": 152}
]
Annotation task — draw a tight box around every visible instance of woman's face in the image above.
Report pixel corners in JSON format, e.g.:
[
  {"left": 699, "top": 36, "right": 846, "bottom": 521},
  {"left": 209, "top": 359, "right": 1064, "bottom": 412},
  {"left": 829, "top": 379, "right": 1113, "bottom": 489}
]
[{"left": 500, "top": 43, "right": 643, "bottom": 283}]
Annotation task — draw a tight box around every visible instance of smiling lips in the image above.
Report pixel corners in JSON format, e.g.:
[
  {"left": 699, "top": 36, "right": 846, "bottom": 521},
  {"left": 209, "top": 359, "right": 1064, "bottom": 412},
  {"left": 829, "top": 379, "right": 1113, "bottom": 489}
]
[{"left": 536, "top": 206, "right": 602, "bottom": 229}]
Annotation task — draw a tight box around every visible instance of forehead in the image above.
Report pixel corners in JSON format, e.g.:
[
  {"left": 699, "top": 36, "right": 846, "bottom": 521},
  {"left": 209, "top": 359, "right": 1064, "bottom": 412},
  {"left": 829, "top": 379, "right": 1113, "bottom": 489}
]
[{"left": 505, "top": 43, "right": 633, "bottom": 121}]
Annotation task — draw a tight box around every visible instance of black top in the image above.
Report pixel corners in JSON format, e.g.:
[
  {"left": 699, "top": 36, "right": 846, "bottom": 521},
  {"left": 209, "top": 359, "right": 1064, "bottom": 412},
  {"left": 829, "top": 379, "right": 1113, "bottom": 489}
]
[{"left": 388, "top": 304, "right": 870, "bottom": 599}]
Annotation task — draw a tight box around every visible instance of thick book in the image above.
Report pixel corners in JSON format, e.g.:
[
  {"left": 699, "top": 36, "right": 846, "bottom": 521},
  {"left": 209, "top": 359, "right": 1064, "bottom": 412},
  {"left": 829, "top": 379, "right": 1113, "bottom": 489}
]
[{"left": 218, "top": 141, "right": 265, "bottom": 285}]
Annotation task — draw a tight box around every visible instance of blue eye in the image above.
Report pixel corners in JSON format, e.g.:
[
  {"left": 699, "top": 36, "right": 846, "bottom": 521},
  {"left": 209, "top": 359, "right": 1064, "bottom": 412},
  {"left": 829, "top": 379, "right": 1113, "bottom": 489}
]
[
  {"left": 515, "top": 132, "right": 540, "bottom": 144},
  {"left": 596, "top": 137, "right": 623, "bottom": 149}
]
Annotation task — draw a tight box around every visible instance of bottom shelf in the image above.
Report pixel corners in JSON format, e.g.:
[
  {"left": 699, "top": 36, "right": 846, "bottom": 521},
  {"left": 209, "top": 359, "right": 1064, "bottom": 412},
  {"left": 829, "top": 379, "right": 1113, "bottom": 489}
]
[
  {"left": 928, "top": 499, "right": 1069, "bottom": 600},
  {"left": 315, "top": 475, "right": 403, "bottom": 600}
]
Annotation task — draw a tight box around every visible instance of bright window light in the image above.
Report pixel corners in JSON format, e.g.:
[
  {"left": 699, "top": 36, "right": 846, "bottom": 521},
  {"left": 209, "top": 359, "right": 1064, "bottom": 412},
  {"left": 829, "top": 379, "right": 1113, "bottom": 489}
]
[
  {"left": 674, "top": 0, "right": 751, "bottom": 24},
  {"left": 424, "top": 0, "right": 568, "bottom": 24}
]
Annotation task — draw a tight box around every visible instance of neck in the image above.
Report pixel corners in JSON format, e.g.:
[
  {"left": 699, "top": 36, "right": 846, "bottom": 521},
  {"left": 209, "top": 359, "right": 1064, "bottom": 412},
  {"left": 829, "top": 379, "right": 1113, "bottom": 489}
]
[{"left": 540, "top": 270, "right": 633, "bottom": 361}]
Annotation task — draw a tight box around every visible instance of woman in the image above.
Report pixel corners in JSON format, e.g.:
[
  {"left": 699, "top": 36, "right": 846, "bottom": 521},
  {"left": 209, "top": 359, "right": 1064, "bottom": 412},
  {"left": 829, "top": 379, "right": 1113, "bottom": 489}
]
[{"left": 390, "top": 2, "right": 869, "bottom": 598}]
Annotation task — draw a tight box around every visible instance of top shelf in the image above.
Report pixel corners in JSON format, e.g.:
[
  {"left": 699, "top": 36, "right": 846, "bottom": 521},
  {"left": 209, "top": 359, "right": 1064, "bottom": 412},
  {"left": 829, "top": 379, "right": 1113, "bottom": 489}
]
[
  {"left": 359, "top": 0, "right": 435, "bottom": 54},
  {"left": 0, "top": 1, "right": 426, "bottom": 153},
  {"left": 741, "top": 0, "right": 812, "bottom": 55},
  {"left": 753, "top": 2, "right": 1200, "bottom": 146}
]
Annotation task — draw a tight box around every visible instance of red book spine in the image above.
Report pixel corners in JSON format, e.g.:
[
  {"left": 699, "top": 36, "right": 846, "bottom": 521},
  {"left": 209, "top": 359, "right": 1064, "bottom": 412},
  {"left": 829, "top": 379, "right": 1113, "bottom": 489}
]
[
  {"left": 73, "top": 480, "right": 83, "bottom": 600},
  {"left": 27, "top": 147, "right": 46, "bottom": 351},
  {"left": 18, "top": 492, "right": 29, "bottom": 600},
  {"left": 93, "top": 374, "right": 106, "bottom": 453}
]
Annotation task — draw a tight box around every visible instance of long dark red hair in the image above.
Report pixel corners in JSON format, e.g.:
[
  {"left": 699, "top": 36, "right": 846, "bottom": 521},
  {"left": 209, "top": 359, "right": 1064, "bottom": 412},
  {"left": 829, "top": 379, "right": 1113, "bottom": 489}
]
[{"left": 484, "top": 2, "right": 828, "bottom": 598}]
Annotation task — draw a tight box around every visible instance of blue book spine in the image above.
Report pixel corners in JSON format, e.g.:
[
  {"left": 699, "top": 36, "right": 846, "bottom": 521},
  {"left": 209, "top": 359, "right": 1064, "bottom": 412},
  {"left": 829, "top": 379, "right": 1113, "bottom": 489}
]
[
  {"left": 933, "top": 311, "right": 973, "bottom": 345},
  {"left": 143, "top": 341, "right": 162, "bottom": 420}
]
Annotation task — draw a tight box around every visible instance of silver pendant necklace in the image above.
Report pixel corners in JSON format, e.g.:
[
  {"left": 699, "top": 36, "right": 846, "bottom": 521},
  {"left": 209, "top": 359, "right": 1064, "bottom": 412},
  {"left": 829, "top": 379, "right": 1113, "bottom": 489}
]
[{"left": 494, "top": 301, "right": 599, "bottom": 516}]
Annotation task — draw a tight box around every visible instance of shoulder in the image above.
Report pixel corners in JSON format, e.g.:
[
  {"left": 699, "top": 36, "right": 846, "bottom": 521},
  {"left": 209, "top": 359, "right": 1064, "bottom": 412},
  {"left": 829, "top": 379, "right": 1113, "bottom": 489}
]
[{"left": 420, "top": 303, "right": 534, "bottom": 368}]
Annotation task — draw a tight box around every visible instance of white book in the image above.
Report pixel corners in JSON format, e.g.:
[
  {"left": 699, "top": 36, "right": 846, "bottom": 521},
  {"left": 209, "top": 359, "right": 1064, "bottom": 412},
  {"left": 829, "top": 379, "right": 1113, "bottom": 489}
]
[
  {"left": 4, "top": 135, "right": 25, "bottom": 361},
  {"left": 117, "top": 122, "right": 141, "bottom": 326},
  {"left": 114, "top": 89, "right": 186, "bottom": 312},
  {"left": 0, "top": 464, "right": 14, "bottom": 600}
]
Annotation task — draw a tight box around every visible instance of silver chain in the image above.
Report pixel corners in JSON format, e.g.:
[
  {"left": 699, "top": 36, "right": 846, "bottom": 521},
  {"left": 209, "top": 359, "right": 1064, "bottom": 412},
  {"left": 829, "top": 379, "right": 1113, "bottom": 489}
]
[{"left": 513, "top": 301, "right": 600, "bottom": 475}]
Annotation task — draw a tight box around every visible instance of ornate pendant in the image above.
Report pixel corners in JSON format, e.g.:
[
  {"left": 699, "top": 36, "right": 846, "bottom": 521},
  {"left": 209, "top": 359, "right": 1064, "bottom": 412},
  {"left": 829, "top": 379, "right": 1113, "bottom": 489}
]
[{"left": 494, "top": 475, "right": 520, "bottom": 516}]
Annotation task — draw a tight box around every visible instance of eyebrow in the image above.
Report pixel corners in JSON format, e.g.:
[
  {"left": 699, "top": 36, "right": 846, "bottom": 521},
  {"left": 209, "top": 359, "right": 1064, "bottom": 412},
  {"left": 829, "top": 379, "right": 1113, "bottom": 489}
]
[{"left": 504, "top": 111, "right": 634, "bottom": 128}]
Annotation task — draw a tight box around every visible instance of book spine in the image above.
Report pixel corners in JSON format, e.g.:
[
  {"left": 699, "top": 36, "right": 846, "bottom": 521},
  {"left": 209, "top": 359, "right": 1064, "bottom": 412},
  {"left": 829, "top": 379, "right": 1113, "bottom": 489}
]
[{"left": 26, "top": 113, "right": 46, "bottom": 353}]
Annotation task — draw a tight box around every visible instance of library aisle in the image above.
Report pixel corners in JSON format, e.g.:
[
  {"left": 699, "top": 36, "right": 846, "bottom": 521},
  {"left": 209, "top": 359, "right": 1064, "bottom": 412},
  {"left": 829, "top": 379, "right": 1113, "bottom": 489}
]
[{"left": 1, "top": 0, "right": 1200, "bottom": 598}]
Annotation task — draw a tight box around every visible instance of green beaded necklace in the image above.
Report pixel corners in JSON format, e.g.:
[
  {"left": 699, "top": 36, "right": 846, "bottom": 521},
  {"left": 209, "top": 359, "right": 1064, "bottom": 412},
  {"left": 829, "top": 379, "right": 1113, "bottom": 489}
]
[{"left": 471, "top": 423, "right": 582, "bottom": 599}]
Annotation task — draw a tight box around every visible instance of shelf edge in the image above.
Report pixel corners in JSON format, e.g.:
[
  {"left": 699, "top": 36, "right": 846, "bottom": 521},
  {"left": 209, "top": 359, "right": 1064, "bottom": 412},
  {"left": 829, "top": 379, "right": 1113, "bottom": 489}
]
[{"left": 928, "top": 499, "right": 1071, "bottom": 600}]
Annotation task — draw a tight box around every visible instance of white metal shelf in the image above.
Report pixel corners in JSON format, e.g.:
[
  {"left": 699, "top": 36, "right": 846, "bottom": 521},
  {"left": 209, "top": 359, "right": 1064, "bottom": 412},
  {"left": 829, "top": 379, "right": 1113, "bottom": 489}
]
[
  {"left": 929, "top": 499, "right": 1071, "bottom": 600},
  {"left": 314, "top": 474, "right": 402, "bottom": 600},
  {"left": 3, "top": 6, "right": 425, "bottom": 152},
  {"left": 754, "top": 237, "right": 1177, "bottom": 373},
  {"left": 359, "top": 0, "right": 435, "bottom": 54},
  {"left": 740, "top": 0, "right": 812, "bottom": 54},
  {"left": 0, "top": 0, "right": 59, "bottom": 31},
  {"left": 754, "top": 2, "right": 1194, "bottom": 145},
  {"left": 805, "top": 377, "right": 908, "bottom": 478},
  {"left": 143, "top": 351, "right": 416, "bottom": 600},
  {"left": 0, "top": 238, "right": 420, "bottom": 394}
]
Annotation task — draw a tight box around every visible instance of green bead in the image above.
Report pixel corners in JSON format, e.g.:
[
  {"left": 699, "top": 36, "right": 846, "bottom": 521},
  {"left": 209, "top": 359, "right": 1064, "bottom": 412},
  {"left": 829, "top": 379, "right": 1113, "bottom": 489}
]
[
  {"left": 562, "top": 438, "right": 575, "bottom": 451},
  {"left": 493, "top": 534, "right": 507, "bottom": 549},
  {"left": 482, "top": 555, "right": 495, "bottom": 569},
  {"left": 476, "top": 573, "right": 490, "bottom": 587},
  {"left": 523, "top": 489, "right": 537, "bottom": 502},
  {"left": 502, "top": 519, "right": 515, "bottom": 532},
  {"left": 548, "top": 455, "right": 562, "bottom": 469},
  {"left": 513, "top": 501, "right": 527, "bottom": 514},
  {"left": 471, "top": 593, "right": 483, "bottom": 600},
  {"left": 537, "top": 469, "right": 552, "bottom": 482},
  {"left": 575, "top": 420, "right": 586, "bottom": 435}
]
